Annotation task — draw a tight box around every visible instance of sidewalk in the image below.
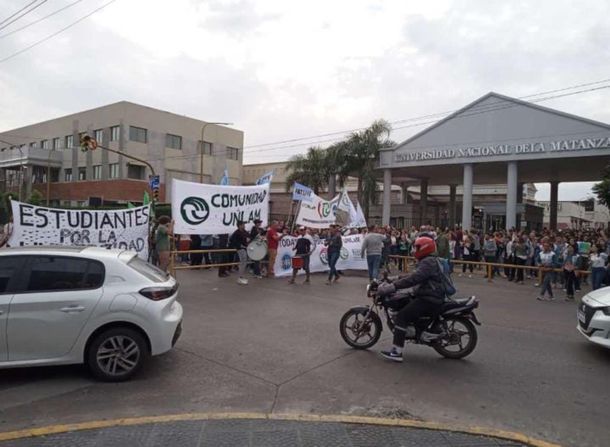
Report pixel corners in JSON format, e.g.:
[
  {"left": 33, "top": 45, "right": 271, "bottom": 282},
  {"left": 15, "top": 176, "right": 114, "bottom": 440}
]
[{"left": 0, "top": 418, "right": 535, "bottom": 447}]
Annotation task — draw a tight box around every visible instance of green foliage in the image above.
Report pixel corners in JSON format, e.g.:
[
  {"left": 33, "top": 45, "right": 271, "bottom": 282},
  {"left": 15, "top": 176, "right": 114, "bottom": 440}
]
[
  {"left": 26, "top": 190, "right": 44, "bottom": 206},
  {"left": 592, "top": 165, "right": 610, "bottom": 206},
  {"left": 284, "top": 119, "right": 394, "bottom": 218}
]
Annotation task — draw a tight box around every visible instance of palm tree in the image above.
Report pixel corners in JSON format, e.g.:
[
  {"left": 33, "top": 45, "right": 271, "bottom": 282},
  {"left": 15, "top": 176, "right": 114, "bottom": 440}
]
[
  {"left": 342, "top": 120, "right": 394, "bottom": 218},
  {"left": 285, "top": 147, "right": 332, "bottom": 195}
]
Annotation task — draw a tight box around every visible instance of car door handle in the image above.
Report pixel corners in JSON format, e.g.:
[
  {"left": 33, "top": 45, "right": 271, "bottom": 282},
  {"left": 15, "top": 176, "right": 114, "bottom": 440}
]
[{"left": 60, "top": 306, "right": 85, "bottom": 313}]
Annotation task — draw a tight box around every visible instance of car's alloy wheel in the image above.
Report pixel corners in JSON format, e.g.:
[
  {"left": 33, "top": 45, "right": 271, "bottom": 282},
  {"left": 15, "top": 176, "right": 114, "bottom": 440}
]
[{"left": 87, "top": 328, "right": 148, "bottom": 382}]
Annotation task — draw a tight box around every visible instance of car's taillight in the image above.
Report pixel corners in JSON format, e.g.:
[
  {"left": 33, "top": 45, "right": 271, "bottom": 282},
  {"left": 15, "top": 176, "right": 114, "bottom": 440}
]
[{"left": 139, "top": 285, "right": 177, "bottom": 301}]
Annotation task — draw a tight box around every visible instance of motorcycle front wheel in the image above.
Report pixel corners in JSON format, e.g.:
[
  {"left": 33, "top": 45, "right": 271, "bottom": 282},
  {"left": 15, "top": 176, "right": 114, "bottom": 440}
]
[
  {"left": 432, "top": 316, "right": 478, "bottom": 359},
  {"left": 339, "top": 308, "right": 382, "bottom": 350}
]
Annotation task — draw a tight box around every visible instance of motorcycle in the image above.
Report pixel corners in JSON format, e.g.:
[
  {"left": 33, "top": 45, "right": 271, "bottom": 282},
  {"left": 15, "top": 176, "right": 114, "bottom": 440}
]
[{"left": 339, "top": 275, "right": 481, "bottom": 359}]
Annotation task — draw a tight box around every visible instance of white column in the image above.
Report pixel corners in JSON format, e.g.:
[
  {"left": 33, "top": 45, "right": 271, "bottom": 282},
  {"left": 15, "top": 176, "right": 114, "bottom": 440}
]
[
  {"left": 506, "top": 161, "right": 518, "bottom": 230},
  {"left": 461, "top": 164, "right": 473, "bottom": 230},
  {"left": 382, "top": 169, "right": 392, "bottom": 226}
]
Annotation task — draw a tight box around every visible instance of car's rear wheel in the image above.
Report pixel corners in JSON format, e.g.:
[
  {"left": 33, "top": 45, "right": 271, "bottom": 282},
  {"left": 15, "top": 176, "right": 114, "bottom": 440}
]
[{"left": 86, "top": 327, "right": 149, "bottom": 382}]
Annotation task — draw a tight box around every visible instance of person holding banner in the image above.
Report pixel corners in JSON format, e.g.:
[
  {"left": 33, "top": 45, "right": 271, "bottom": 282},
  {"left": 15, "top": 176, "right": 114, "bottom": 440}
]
[
  {"left": 325, "top": 225, "right": 343, "bottom": 285},
  {"left": 155, "top": 216, "right": 173, "bottom": 272},
  {"left": 289, "top": 227, "right": 314, "bottom": 284},
  {"left": 229, "top": 221, "right": 250, "bottom": 285}
]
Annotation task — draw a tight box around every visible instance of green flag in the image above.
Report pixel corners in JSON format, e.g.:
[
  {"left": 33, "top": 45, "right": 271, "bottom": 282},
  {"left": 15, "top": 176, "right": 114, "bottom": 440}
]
[
  {"left": 127, "top": 202, "right": 135, "bottom": 209},
  {"left": 143, "top": 191, "right": 150, "bottom": 205}
]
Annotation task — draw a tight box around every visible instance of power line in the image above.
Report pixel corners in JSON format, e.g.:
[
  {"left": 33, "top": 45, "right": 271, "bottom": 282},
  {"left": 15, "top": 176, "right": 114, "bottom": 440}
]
[
  {"left": 246, "top": 84, "right": 610, "bottom": 153},
  {"left": 0, "top": 0, "right": 87, "bottom": 39},
  {"left": 0, "top": 0, "right": 117, "bottom": 64},
  {"left": 0, "top": 0, "right": 40, "bottom": 26},
  {"left": 0, "top": 0, "right": 49, "bottom": 32},
  {"left": 244, "top": 77, "right": 610, "bottom": 150}
]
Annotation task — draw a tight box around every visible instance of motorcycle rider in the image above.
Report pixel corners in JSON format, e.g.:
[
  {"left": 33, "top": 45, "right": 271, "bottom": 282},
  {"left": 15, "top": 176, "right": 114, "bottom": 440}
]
[{"left": 378, "top": 236, "right": 446, "bottom": 362}]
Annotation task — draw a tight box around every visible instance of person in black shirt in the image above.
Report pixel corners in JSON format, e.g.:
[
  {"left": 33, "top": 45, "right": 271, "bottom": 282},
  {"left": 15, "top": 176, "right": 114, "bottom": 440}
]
[
  {"left": 229, "top": 221, "right": 250, "bottom": 285},
  {"left": 249, "top": 219, "right": 265, "bottom": 278},
  {"left": 289, "top": 227, "right": 314, "bottom": 284},
  {"left": 325, "top": 225, "right": 343, "bottom": 285},
  {"left": 216, "top": 234, "right": 230, "bottom": 277}
]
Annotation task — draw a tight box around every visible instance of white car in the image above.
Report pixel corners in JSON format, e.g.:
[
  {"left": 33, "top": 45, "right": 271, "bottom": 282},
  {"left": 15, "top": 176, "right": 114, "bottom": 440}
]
[
  {"left": 0, "top": 246, "right": 183, "bottom": 381},
  {"left": 577, "top": 287, "right": 610, "bottom": 349}
]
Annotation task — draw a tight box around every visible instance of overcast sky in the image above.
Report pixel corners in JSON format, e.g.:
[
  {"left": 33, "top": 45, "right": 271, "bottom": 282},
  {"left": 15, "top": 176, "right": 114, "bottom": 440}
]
[{"left": 1, "top": 0, "right": 608, "bottom": 200}]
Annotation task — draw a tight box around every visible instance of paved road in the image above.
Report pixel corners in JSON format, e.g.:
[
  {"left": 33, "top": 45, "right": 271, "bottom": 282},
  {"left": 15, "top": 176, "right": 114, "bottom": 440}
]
[{"left": 0, "top": 270, "right": 607, "bottom": 447}]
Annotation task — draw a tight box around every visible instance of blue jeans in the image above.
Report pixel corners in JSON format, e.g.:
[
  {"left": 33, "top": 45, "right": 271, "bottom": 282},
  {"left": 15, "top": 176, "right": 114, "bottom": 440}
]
[
  {"left": 328, "top": 251, "right": 340, "bottom": 281},
  {"left": 592, "top": 267, "right": 606, "bottom": 290},
  {"left": 367, "top": 255, "right": 381, "bottom": 281}
]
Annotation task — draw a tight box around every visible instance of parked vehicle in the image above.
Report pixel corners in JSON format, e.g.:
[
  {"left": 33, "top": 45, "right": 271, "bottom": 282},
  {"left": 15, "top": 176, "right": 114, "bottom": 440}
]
[
  {"left": 0, "top": 246, "right": 182, "bottom": 381},
  {"left": 577, "top": 287, "right": 610, "bottom": 349},
  {"left": 339, "top": 276, "right": 481, "bottom": 359}
]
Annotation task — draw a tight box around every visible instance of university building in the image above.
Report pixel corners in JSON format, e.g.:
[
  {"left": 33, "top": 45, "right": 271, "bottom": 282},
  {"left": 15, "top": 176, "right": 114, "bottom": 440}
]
[{"left": 0, "top": 102, "right": 243, "bottom": 206}]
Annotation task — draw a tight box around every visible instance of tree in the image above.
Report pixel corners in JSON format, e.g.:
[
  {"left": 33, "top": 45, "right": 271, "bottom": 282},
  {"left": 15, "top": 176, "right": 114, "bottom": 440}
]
[
  {"left": 285, "top": 147, "right": 333, "bottom": 195},
  {"left": 592, "top": 165, "right": 610, "bottom": 206},
  {"left": 27, "top": 189, "right": 44, "bottom": 206},
  {"left": 341, "top": 120, "right": 395, "bottom": 218}
]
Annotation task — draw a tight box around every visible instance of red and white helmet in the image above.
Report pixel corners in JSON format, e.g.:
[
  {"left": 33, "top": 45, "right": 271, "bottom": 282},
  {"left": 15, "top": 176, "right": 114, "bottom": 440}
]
[{"left": 413, "top": 236, "right": 436, "bottom": 260}]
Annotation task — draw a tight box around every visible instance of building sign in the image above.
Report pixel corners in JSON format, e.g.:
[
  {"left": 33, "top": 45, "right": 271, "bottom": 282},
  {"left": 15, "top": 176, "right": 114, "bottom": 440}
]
[
  {"left": 394, "top": 136, "right": 610, "bottom": 163},
  {"left": 172, "top": 178, "right": 269, "bottom": 234},
  {"left": 8, "top": 201, "right": 150, "bottom": 259}
]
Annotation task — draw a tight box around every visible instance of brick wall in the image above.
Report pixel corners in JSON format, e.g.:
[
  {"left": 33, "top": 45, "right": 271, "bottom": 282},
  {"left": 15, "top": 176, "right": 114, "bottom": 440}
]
[{"left": 32, "top": 179, "right": 167, "bottom": 203}]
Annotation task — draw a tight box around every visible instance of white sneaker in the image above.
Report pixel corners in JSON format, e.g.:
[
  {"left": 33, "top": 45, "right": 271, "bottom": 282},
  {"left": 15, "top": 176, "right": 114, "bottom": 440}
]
[{"left": 237, "top": 277, "right": 248, "bottom": 285}]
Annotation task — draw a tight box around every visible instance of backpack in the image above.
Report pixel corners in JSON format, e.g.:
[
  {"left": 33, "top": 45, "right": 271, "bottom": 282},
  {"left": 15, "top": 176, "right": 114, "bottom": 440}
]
[{"left": 435, "top": 258, "right": 457, "bottom": 297}]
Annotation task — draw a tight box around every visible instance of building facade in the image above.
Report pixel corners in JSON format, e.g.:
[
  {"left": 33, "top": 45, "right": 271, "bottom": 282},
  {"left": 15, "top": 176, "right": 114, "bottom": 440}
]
[
  {"left": 0, "top": 102, "right": 243, "bottom": 206},
  {"left": 379, "top": 92, "right": 610, "bottom": 230},
  {"left": 539, "top": 199, "right": 610, "bottom": 229}
]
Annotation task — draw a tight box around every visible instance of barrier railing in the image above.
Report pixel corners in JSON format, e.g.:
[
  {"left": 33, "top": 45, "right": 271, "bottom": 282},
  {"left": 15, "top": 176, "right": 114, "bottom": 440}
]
[
  {"left": 168, "top": 248, "right": 268, "bottom": 277},
  {"left": 388, "top": 255, "right": 589, "bottom": 282}
]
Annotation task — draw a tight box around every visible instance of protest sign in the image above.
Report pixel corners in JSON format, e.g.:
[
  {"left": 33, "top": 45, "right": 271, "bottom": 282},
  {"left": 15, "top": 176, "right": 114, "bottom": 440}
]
[
  {"left": 256, "top": 171, "right": 274, "bottom": 185},
  {"left": 8, "top": 201, "right": 150, "bottom": 259},
  {"left": 292, "top": 182, "right": 314, "bottom": 202},
  {"left": 295, "top": 192, "right": 340, "bottom": 229},
  {"left": 172, "top": 178, "right": 269, "bottom": 234},
  {"left": 273, "top": 234, "right": 367, "bottom": 277}
]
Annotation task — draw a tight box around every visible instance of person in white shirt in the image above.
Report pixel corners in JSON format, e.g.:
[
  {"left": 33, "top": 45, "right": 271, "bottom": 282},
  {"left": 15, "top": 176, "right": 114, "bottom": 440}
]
[{"left": 590, "top": 246, "right": 608, "bottom": 290}]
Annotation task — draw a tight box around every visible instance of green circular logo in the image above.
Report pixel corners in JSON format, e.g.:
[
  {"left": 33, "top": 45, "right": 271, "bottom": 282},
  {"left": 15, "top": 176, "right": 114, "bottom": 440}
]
[{"left": 181, "top": 196, "right": 210, "bottom": 225}]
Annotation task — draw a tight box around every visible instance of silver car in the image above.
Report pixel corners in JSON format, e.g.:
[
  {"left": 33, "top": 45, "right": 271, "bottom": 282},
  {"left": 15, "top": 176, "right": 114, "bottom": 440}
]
[
  {"left": 0, "top": 246, "right": 183, "bottom": 381},
  {"left": 577, "top": 287, "right": 610, "bottom": 349}
]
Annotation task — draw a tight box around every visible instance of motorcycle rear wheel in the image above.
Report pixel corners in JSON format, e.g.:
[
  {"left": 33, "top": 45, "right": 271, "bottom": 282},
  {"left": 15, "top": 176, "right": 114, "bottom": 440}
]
[
  {"left": 432, "top": 317, "right": 477, "bottom": 359},
  {"left": 339, "top": 308, "right": 382, "bottom": 350}
]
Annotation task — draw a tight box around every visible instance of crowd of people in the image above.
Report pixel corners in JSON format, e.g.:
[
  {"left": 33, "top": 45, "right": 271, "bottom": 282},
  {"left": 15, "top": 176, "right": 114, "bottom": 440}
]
[{"left": 153, "top": 215, "right": 610, "bottom": 299}]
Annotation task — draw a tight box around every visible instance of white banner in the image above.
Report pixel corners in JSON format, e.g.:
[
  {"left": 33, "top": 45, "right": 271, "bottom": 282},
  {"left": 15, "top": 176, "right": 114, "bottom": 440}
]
[
  {"left": 295, "top": 193, "right": 340, "bottom": 229},
  {"left": 8, "top": 201, "right": 150, "bottom": 259},
  {"left": 172, "top": 178, "right": 269, "bottom": 234},
  {"left": 273, "top": 234, "right": 368, "bottom": 277}
]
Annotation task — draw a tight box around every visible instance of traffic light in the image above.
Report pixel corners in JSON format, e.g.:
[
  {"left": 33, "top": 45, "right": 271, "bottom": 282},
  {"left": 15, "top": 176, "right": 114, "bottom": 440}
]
[{"left": 153, "top": 188, "right": 159, "bottom": 203}]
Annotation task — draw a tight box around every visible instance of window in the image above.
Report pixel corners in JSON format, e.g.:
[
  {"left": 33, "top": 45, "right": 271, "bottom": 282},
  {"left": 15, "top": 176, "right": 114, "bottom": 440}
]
[
  {"left": 199, "top": 141, "right": 212, "bottom": 155},
  {"left": 94, "top": 129, "right": 104, "bottom": 143},
  {"left": 166, "top": 133, "right": 182, "bottom": 149},
  {"left": 227, "top": 146, "right": 239, "bottom": 160},
  {"left": 29, "top": 142, "right": 37, "bottom": 149},
  {"left": 24, "top": 257, "right": 104, "bottom": 292},
  {"left": 65, "top": 135, "right": 74, "bottom": 149},
  {"left": 41, "top": 140, "right": 50, "bottom": 149},
  {"left": 0, "top": 256, "right": 23, "bottom": 293},
  {"left": 78, "top": 167, "right": 86, "bottom": 181},
  {"left": 110, "top": 125, "right": 120, "bottom": 141},
  {"left": 52, "top": 137, "right": 61, "bottom": 150},
  {"left": 127, "top": 164, "right": 145, "bottom": 180},
  {"left": 64, "top": 168, "right": 72, "bottom": 182},
  {"left": 93, "top": 165, "right": 102, "bottom": 180},
  {"left": 129, "top": 126, "right": 147, "bottom": 143},
  {"left": 109, "top": 163, "right": 120, "bottom": 179}
]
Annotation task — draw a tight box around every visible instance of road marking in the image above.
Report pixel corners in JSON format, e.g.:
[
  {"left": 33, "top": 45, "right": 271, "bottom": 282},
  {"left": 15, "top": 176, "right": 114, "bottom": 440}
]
[{"left": 0, "top": 412, "right": 562, "bottom": 447}]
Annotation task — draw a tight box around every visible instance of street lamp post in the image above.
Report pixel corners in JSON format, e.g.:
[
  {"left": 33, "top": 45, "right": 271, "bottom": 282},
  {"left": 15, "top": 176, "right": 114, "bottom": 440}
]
[{"left": 200, "top": 122, "right": 232, "bottom": 183}]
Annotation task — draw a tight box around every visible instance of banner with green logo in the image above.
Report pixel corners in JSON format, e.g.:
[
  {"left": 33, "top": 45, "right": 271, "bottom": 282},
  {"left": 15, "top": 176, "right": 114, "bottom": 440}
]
[
  {"left": 171, "top": 178, "right": 270, "bottom": 234},
  {"left": 295, "top": 192, "right": 340, "bottom": 229}
]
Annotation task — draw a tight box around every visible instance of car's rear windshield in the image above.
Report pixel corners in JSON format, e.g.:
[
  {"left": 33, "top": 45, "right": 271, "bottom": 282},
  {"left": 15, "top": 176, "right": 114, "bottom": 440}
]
[{"left": 128, "top": 256, "right": 169, "bottom": 282}]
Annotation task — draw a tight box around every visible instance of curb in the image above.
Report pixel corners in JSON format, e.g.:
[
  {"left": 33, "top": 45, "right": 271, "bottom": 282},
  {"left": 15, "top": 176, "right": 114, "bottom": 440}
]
[{"left": 0, "top": 412, "right": 562, "bottom": 447}]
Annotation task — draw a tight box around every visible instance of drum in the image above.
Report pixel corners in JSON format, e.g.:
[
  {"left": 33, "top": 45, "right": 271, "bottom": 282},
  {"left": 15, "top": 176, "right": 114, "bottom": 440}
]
[
  {"left": 291, "top": 256, "right": 304, "bottom": 269},
  {"left": 247, "top": 237, "right": 268, "bottom": 261}
]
